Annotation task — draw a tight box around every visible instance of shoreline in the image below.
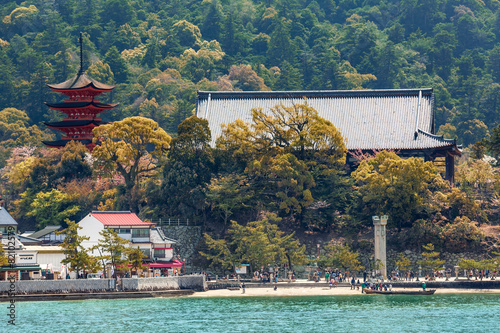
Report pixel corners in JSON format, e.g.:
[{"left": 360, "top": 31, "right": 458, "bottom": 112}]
[
  {"left": 1, "top": 286, "right": 499, "bottom": 302},
  {"left": 188, "top": 286, "right": 500, "bottom": 297},
  {"left": 2, "top": 279, "right": 500, "bottom": 302}
]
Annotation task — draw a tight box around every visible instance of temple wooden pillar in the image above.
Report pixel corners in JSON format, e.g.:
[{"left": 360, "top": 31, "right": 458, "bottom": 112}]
[{"left": 445, "top": 154, "right": 455, "bottom": 185}]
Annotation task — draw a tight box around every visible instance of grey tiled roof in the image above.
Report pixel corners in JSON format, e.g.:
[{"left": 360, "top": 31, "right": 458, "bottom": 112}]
[
  {"left": 196, "top": 89, "right": 458, "bottom": 152},
  {"left": 28, "top": 226, "right": 61, "bottom": 239},
  {"left": 150, "top": 227, "right": 177, "bottom": 244},
  {"left": 0, "top": 207, "right": 17, "bottom": 226}
]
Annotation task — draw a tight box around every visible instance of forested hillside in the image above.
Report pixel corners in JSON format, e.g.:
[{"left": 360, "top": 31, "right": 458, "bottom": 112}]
[
  {"left": 1, "top": 1, "right": 500, "bottom": 266},
  {"left": 2, "top": 0, "right": 500, "bottom": 144}
]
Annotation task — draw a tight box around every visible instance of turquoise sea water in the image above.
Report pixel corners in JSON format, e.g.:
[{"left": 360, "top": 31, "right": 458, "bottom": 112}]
[{"left": 5, "top": 293, "right": 500, "bottom": 332}]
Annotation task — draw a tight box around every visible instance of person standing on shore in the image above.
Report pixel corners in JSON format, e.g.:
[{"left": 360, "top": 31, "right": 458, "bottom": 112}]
[{"left": 242, "top": 282, "right": 246, "bottom": 294}]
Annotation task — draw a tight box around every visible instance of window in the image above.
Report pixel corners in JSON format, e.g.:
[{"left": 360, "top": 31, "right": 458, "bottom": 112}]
[
  {"left": 154, "top": 249, "right": 165, "bottom": 258},
  {"left": 141, "top": 249, "right": 151, "bottom": 258},
  {"left": 132, "top": 229, "right": 150, "bottom": 238},
  {"left": 118, "top": 229, "right": 130, "bottom": 234}
]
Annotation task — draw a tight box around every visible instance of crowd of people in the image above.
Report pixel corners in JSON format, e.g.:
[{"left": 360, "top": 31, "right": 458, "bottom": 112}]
[{"left": 361, "top": 282, "right": 393, "bottom": 292}]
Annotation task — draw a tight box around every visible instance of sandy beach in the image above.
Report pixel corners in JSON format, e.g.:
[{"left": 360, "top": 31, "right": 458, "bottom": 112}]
[{"left": 189, "top": 286, "right": 500, "bottom": 297}]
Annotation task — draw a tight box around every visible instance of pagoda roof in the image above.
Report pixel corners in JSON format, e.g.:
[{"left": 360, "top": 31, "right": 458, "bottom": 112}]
[
  {"left": 196, "top": 89, "right": 460, "bottom": 154},
  {"left": 45, "top": 101, "right": 118, "bottom": 109},
  {"left": 42, "top": 139, "right": 93, "bottom": 147},
  {"left": 44, "top": 119, "right": 107, "bottom": 128},
  {"left": 47, "top": 72, "right": 115, "bottom": 91}
]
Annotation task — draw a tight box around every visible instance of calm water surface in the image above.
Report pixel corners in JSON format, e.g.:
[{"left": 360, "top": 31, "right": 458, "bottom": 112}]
[{"left": 6, "top": 293, "right": 500, "bottom": 332}]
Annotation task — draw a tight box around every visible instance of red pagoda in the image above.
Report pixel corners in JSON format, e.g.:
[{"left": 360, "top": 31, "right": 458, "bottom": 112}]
[{"left": 43, "top": 33, "right": 117, "bottom": 151}]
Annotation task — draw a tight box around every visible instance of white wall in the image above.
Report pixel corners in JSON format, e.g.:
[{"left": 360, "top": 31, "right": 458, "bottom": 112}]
[
  {"left": 78, "top": 214, "right": 105, "bottom": 256},
  {"left": 37, "top": 251, "right": 66, "bottom": 268}
]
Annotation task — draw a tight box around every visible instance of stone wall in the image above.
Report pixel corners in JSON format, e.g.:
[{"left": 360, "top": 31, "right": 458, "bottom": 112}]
[
  {"left": 0, "top": 276, "right": 206, "bottom": 295},
  {"left": 391, "top": 280, "right": 500, "bottom": 289},
  {"left": 0, "top": 279, "right": 115, "bottom": 294},
  {"left": 161, "top": 226, "right": 203, "bottom": 261},
  {"left": 121, "top": 275, "right": 206, "bottom": 291}
]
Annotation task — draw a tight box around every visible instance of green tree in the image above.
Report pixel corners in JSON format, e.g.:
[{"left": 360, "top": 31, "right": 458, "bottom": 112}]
[
  {"left": 93, "top": 228, "right": 130, "bottom": 279},
  {"left": 484, "top": 123, "right": 500, "bottom": 159},
  {"left": 0, "top": 244, "right": 9, "bottom": 266},
  {"left": 0, "top": 46, "right": 17, "bottom": 110},
  {"left": 57, "top": 141, "right": 93, "bottom": 182},
  {"left": 318, "top": 243, "right": 364, "bottom": 275},
  {"left": 246, "top": 153, "right": 315, "bottom": 216},
  {"left": 142, "top": 40, "right": 162, "bottom": 68},
  {"left": 200, "top": 213, "right": 306, "bottom": 274},
  {"left": 92, "top": 117, "right": 171, "bottom": 211},
  {"left": 456, "top": 119, "right": 488, "bottom": 148},
  {"left": 431, "top": 29, "right": 457, "bottom": 80},
  {"left": 395, "top": 254, "right": 412, "bottom": 276},
  {"left": 352, "top": 151, "right": 439, "bottom": 230},
  {"left": 128, "top": 246, "right": 146, "bottom": 275},
  {"left": 417, "top": 243, "right": 445, "bottom": 276},
  {"left": 220, "top": 10, "right": 246, "bottom": 56},
  {"left": 0, "top": 108, "right": 49, "bottom": 147},
  {"left": 206, "top": 174, "right": 253, "bottom": 226},
  {"left": 28, "top": 189, "right": 80, "bottom": 229},
  {"left": 57, "top": 220, "right": 99, "bottom": 278},
  {"left": 457, "top": 258, "right": 479, "bottom": 280},
  {"left": 201, "top": 0, "right": 224, "bottom": 41},
  {"left": 274, "top": 61, "right": 303, "bottom": 90},
  {"left": 157, "top": 115, "right": 214, "bottom": 219},
  {"left": 267, "top": 18, "right": 294, "bottom": 65},
  {"left": 104, "top": 46, "right": 129, "bottom": 83},
  {"left": 217, "top": 102, "right": 346, "bottom": 166},
  {"left": 102, "top": 0, "right": 136, "bottom": 27}
]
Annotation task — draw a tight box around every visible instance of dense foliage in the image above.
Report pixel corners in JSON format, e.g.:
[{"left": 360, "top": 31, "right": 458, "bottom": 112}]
[
  {"left": 1, "top": 1, "right": 500, "bottom": 271},
  {"left": 2, "top": 0, "right": 500, "bottom": 144}
]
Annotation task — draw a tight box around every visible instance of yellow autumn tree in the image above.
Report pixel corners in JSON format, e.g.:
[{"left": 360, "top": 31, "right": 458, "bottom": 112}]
[
  {"left": 92, "top": 117, "right": 171, "bottom": 211},
  {"left": 216, "top": 102, "right": 346, "bottom": 220},
  {"left": 217, "top": 101, "right": 346, "bottom": 167},
  {"left": 353, "top": 151, "right": 440, "bottom": 230},
  {"left": 93, "top": 116, "right": 171, "bottom": 188}
]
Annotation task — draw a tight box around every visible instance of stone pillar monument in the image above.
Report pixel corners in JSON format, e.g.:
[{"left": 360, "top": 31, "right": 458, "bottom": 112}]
[{"left": 372, "top": 215, "right": 388, "bottom": 280}]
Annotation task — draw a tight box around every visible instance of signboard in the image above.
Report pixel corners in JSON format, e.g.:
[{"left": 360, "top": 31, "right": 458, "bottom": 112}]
[
  {"left": 235, "top": 264, "right": 250, "bottom": 274},
  {"left": 16, "top": 253, "right": 37, "bottom": 264}
]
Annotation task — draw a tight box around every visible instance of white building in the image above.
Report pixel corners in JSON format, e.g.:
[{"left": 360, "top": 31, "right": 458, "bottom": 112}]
[{"left": 78, "top": 211, "right": 181, "bottom": 276}]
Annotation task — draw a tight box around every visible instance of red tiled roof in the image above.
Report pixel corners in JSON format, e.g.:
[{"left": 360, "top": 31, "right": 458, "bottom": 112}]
[{"left": 89, "top": 211, "right": 155, "bottom": 226}]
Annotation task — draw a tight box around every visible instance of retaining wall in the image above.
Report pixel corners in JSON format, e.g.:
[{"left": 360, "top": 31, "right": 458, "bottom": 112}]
[
  {"left": 121, "top": 275, "right": 206, "bottom": 291},
  {"left": 0, "top": 275, "right": 206, "bottom": 295},
  {"left": 392, "top": 280, "right": 500, "bottom": 289},
  {"left": 0, "top": 279, "right": 115, "bottom": 294}
]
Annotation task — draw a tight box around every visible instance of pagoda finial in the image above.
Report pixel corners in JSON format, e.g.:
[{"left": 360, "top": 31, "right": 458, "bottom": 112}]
[{"left": 78, "top": 32, "right": 84, "bottom": 75}]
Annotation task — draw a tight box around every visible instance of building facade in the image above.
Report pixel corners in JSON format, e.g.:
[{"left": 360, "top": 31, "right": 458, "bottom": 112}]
[{"left": 78, "top": 211, "right": 181, "bottom": 277}]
